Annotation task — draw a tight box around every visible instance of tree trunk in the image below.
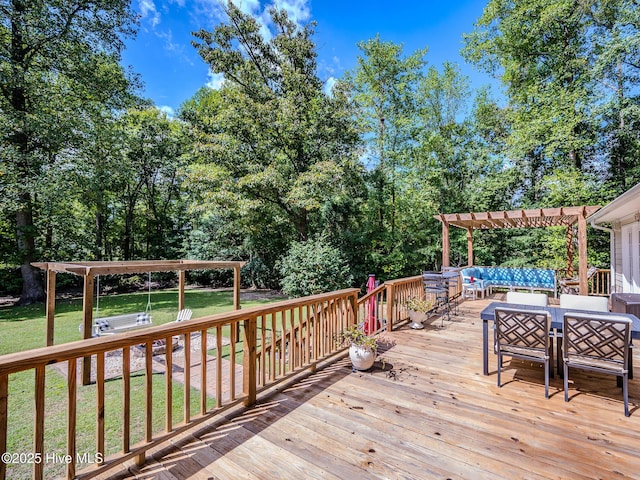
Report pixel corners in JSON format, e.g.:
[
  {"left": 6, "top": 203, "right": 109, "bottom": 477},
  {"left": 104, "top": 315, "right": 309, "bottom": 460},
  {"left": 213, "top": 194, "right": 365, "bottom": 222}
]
[
  {"left": 16, "top": 193, "right": 44, "bottom": 304},
  {"left": 616, "top": 59, "right": 626, "bottom": 191},
  {"left": 294, "top": 209, "right": 308, "bottom": 241},
  {"left": 19, "top": 264, "right": 44, "bottom": 305},
  {"left": 11, "top": 1, "right": 44, "bottom": 304}
]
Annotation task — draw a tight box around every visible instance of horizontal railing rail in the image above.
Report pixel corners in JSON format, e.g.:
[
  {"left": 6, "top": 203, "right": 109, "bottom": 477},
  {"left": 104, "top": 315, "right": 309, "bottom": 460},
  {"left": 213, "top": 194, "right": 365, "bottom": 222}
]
[{"left": 0, "top": 289, "right": 359, "bottom": 480}]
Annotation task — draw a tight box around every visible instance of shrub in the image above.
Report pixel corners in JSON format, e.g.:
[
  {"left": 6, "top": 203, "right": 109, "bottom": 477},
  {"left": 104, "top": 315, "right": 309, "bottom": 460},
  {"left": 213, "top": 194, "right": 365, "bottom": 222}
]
[
  {"left": 0, "top": 266, "right": 22, "bottom": 295},
  {"left": 278, "top": 237, "right": 353, "bottom": 298}
]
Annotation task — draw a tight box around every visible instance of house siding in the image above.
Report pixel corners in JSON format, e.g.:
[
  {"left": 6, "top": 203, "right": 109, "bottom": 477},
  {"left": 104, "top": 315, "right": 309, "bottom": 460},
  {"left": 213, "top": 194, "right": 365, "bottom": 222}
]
[{"left": 614, "top": 224, "right": 623, "bottom": 293}]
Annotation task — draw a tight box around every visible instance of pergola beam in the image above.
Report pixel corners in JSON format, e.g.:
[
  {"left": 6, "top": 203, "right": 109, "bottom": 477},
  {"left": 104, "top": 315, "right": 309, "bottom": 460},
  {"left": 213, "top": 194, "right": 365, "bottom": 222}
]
[{"left": 438, "top": 206, "right": 601, "bottom": 230}]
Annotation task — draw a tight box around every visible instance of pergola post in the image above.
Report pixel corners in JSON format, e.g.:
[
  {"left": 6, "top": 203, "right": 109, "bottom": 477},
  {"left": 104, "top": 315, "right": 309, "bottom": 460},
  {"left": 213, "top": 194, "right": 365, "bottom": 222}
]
[
  {"left": 578, "top": 208, "right": 588, "bottom": 295},
  {"left": 441, "top": 216, "right": 450, "bottom": 268},
  {"left": 178, "top": 270, "right": 186, "bottom": 311},
  {"left": 233, "top": 265, "right": 241, "bottom": 310},
  {"left": 46, "top": 269, "right": 56, "bottom": 346},
  {"left": 82, "top": 272, "right": 94, "bottom": 386},
  {"left": 566, "top": 226, "right": 574, "bottom": 278},
  {"left": 466, "top": 228, "right": 474, "bottom": 267}
]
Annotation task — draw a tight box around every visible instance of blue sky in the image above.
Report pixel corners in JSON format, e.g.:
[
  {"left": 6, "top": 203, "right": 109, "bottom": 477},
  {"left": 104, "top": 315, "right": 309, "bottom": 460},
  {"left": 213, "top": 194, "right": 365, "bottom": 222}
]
[{"left": 122, "top": 0, "right": 500, "bottom": 116}]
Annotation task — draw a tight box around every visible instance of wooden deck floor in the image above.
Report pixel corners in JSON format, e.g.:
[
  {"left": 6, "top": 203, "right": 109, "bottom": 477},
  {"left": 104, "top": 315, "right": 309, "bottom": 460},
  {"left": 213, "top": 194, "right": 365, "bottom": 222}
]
[{"left": 101, "top": 295, "right": 640, "bottom": 479}]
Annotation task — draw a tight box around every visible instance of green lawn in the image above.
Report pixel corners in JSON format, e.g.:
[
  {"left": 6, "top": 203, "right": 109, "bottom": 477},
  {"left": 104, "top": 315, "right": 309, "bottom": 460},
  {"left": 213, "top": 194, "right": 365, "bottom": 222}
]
[
  {"left": 0, "top": 288, "right": 285, "bottom": 479},
  {"left": 0, "top": 288, "right": 283, "bottom": 355}
]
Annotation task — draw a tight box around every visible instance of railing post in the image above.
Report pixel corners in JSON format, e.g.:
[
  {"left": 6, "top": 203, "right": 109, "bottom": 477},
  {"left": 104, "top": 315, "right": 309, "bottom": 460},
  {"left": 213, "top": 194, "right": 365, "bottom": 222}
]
[
  {"left": 243, "top": 316, "right": 257, "bottom": 407},
  {"left": 0, "top": 374, "right": 7, "bottom": 480},
  {"left": 386, "top": 283, "right": 395, "bottom": 331},
  {"left": 349, "top": 292, "right": 358, "bottom": 328},
  {"left": 33, "top": 366, "right": 45, "bottom": 480}
]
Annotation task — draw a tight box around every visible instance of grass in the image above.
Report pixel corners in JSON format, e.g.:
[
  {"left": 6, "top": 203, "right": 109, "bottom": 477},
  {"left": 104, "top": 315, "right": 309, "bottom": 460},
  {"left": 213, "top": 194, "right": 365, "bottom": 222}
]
[
  {"left": 0, "top": 287, "right": 285, "bottom": 479},
  {"left": 0, "top": 288, "right": 283, "bottom": 355}
]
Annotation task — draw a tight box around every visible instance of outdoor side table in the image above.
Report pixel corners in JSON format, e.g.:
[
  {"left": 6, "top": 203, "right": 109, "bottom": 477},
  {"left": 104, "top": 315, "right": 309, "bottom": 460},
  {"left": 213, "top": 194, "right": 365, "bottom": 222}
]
[{"left": 462, "top": 282, "right": 482, "bottom": 300}]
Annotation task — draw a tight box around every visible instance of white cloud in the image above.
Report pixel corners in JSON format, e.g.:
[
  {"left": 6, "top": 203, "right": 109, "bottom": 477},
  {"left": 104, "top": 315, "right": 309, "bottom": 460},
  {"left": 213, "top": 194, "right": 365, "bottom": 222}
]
[
  {"left": 157, "top": 29, "right": 180, "bottom": 53},
  {"left": 319, "top": 54, "right": 342, "bottom": 77},
  {"left": 323, "top": 76, "right": 336, "bottom": 96},
  {"left": 194, "top": 0, "right": 311, "bottom": 38},
  {"left": 158, "top": 105, "right": 175, "bottom": 118},
  {"left": 207, "top": 71, "right": 225, "bottom": 90},
  {"left": 139, "top": 0, "right": 161, "bottom": 28},
  {"left": 272, "top": 0, "right": 310, "bottom": 25},
  {"left": 230, "top": 0, "right": 262, "bottom": 15}
]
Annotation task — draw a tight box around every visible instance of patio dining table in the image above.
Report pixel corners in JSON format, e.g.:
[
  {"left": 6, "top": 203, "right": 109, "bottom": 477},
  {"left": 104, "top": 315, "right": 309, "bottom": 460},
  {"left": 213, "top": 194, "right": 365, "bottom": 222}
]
[{"left": 480, "top": 301, "right": 640, "bottom": 378}]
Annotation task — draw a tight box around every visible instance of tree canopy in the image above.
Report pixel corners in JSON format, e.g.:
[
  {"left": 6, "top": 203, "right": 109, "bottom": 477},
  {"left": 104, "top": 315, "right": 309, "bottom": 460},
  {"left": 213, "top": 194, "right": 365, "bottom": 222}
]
[{"left": 2, "top": 0, "right": 639, "bottom": 301}]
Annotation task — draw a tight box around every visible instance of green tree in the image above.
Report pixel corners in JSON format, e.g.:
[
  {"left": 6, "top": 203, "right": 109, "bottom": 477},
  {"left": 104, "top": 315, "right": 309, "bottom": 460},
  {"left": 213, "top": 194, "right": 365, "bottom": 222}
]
[
  {"left": 118, "top": 108, "right": 187, "bottom": 260},
  {"left": 343, "top": 36, "right": 427, "bottom": 277},
  {"left": 278, "top": 237, "right": 353, "bottom": 298},
  {"left": 463, "top": 0, "right": 595, "bottom": 172},
  {"left": 187, "top": 3, "right": 362, "bottom": 283},
  {"left": 0, "top": 0, "right": 138, "bottom": 303},
  {"left": 589, "top": 0, "right": 640, "bottom": 192},
  {"left": 463, "top": 0, "right": 640, "bottom": 204}
]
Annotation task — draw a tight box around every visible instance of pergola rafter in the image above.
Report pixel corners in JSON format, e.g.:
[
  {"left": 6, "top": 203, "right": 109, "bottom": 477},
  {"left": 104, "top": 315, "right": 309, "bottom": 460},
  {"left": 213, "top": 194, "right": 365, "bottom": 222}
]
[{"left": 436, "top": 206, "right": 601, "bottom": 295}]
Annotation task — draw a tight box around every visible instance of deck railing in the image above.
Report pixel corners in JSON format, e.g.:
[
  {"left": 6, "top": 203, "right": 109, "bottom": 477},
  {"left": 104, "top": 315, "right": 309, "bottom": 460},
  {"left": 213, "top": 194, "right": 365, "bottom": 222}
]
[
  {"left": 0, "top": 289, "right": 358, "bottom": 480},
  {"left": 556, "top": 268, "right": 611, "bottom": 296},
  {"left": 588, "top": 268, "right": 611, "bottom": 296},
  {"left": 356, "top": 272, "right": 463, "bottom": 331}
]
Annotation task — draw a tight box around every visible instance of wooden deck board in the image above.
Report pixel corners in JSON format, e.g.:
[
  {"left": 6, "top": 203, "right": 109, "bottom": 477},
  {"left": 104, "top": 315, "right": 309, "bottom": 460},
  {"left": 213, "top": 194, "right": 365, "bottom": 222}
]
[{"left": 118, "top": 295, "right": 640, "bottom": 479}]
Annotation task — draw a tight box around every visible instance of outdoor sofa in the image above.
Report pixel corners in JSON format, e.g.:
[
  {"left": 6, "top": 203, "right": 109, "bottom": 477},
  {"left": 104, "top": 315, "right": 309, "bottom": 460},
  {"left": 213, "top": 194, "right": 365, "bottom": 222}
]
[{"left": 460, "top": 266, "right": 557, "bottom": 298}]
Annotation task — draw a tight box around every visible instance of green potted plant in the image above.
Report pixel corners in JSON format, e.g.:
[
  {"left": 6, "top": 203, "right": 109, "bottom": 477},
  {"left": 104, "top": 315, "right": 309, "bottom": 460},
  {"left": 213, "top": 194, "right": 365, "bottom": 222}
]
[
  {"left": 404, "top": 296, "right": 433, "bottom": 329},
  {"left": 339, "top": 325, "right": 377, "bottom": 371}
]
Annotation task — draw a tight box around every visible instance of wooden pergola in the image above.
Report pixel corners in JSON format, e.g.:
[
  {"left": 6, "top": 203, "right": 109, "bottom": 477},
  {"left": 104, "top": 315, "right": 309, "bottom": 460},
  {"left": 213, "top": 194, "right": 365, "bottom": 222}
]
[
  {"left": 435, "top": 206, "right": 601, "bottom": 294},
  {"left": 34, "top": 260, "right": 246, "bottom": 345},
  {"left": 34, "top": 260, "right": 246, "bottom": 385}
]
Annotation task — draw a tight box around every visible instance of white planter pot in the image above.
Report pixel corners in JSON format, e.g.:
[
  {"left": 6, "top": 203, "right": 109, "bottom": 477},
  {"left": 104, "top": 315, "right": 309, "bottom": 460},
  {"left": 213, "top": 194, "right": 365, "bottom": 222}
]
[
  {"left": 349, "top": 344, "right": 376, "bottom": 371},
  {"left": 408, "top": 310, "right": 427, "bottom": 329}
]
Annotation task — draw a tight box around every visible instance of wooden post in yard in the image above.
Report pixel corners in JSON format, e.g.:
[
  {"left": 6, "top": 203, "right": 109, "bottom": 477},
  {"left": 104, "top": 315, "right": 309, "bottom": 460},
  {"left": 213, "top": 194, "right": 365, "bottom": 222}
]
[
  {"left": 232, "top": 265, "right": 241, "bottom": 362},
  {"left": 82, "top": 272, "right": 94, "bottom": 386},
  {"left": 178, "top": 270, "right": 185, "bottom": 311},
  {"left": 233, "top": 265, "right": 241, "bottom": 310},
  {"left": 46, "top": 269, "right": 56, "bottom": 346},
  {"left": 466, "top": 228, "right": 474, "bottom": 267}
]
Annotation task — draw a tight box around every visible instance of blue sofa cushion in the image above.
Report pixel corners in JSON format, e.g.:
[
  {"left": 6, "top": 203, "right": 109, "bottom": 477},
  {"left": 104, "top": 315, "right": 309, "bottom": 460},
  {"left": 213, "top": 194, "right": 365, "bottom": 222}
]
[{"left": 461, "top": 267, "right": 555, "bottom": 290}]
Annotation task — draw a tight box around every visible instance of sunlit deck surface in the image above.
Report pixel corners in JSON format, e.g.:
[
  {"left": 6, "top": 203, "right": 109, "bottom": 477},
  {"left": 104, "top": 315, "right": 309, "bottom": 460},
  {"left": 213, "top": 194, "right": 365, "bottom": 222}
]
[{"left": 103, "top": 294, "right": 640, "bottom": 479}]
